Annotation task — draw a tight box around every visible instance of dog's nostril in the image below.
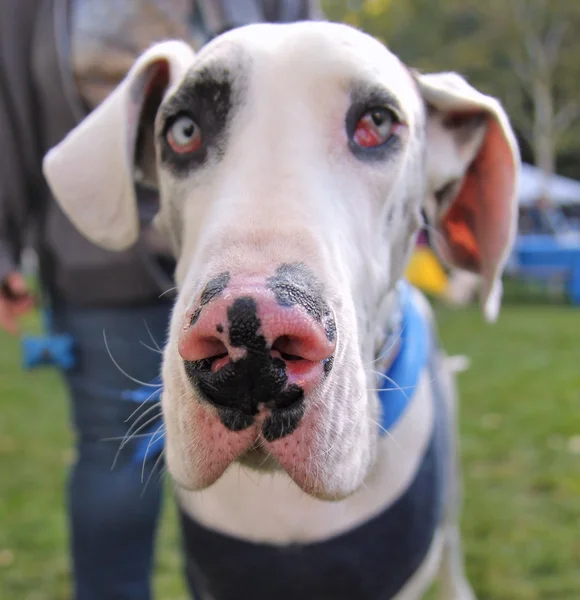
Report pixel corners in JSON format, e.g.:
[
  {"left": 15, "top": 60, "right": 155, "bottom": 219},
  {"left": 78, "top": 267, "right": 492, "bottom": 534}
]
[
  {"left": 185, "top": 338, "right": 229, "bottom": 372},
  {"left": 272, "top": 336, "right": 307, "bottom": 362},
  {"left": 279, "top": 352, "right": 303, "bottom": 361},
  {"left": 203, "top": 337, "right": 228, "bottom": 358}
]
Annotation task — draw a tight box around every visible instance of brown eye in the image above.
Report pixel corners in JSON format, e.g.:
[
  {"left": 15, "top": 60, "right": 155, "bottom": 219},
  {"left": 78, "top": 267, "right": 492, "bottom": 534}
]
[
  {"left": 167, "top": 116, "right": 201, "bottom": 154},
  {"left": 353, "top": 108, "right": 397, "bottom": 148}
]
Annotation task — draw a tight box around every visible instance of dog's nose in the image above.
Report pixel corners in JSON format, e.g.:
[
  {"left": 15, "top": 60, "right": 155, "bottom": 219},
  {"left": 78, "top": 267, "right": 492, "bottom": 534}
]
[{"left": 178, "top": 282, "right": 336, "bottom": 415}]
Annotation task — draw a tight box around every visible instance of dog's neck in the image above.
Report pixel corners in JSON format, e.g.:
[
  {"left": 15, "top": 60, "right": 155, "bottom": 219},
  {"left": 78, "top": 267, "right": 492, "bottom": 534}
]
[
  {"left": 373, "top": 280, "right": 406, "bottom": 374},
  {"left": 373, "top": 281, "right": 431, "bottom": 433}
]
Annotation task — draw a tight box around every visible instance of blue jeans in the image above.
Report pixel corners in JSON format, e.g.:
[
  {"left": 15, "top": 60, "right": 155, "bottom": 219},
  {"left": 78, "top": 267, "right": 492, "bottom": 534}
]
[{"left": 53, "top": 301, "right": 172, "bottom": 600}]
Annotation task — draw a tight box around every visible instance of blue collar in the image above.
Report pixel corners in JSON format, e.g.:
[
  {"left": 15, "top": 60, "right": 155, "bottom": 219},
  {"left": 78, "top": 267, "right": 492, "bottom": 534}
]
[
  {"left": 376, "top": 281, "right": 431, "bottom": 433},
  {"left": 126, "top": 281, "right": 431, "bottom": 462}
]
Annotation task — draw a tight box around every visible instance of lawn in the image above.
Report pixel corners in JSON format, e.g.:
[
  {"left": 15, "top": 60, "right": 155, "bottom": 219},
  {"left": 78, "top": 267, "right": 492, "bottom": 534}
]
[{"left": 1, "top": 304, "right": 579, "bottom": 599}]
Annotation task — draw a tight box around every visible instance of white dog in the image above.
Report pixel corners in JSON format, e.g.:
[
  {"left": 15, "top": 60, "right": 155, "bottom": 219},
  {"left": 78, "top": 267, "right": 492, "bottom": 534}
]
[{"left": 43, "top": 21, "right": 519, "bottom": 600}]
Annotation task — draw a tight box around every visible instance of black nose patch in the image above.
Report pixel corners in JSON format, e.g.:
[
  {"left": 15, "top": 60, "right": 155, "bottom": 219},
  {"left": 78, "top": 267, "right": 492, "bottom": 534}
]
[
  {"left": 267, "top": 263, "right": 336, "bottom": 343},
  {"left": 184, "top": 297, "right": 305, "bottom": 441},
  {"left": 189, "top": 272, "right": 230, "bottom": 327}
]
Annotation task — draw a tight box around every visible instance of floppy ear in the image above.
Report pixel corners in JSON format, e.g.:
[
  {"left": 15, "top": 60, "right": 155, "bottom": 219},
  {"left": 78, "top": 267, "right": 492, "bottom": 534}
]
[
  {"left": 416, "top": 72, "right": 520, "bottom": 322},
  {"left": 42, "top": 41, "right": 196, "bottom": 251}
]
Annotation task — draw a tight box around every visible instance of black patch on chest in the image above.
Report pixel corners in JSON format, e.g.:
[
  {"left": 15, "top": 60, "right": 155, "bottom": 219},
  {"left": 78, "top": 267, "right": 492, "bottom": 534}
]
[
  {"left": 267, "top": 263, "right": 336, "bottom": 343},
  {"left": 184, "top": 297, "right": 304, "bottom": 439},
  {"left": 190, "top": 272, "right": 231, "bottom": 326}
]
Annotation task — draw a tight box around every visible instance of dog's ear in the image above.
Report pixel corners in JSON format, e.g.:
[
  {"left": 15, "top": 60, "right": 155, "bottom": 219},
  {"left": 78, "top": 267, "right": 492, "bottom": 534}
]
[
  {"left": 43, "top": 41, "right": 195, "bottom": 251},
  {"left": 416, "top": 72, "right": 520, "bottom": 321}
]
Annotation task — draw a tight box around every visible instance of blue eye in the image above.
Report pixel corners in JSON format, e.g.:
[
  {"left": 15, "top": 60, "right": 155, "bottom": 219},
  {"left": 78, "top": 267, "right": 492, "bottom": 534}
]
[{"left": 167, "top": 116, "right": 202, "bottom": 153}]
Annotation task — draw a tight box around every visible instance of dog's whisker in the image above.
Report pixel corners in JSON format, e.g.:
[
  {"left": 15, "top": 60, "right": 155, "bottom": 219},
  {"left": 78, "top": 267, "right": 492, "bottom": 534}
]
[
  {"left": 142, "top": 449, "right": 166, "bottom": 498},
  {"left": 103, "top": 330, "right": 162, "bottom": 388},
  {"left": 366, "top": 322, "right": 407, "bottom": 368},
  {"left": 369, "top": 368, "right": 442, "bottom": 391},
  {"left": 371, "top": 372, "right": 410, "bottom": 402},
  {"left": 102, "top": 432, "right": 160, "bottom": 442},
  {"left": 152, "top": 464, "right": 168, "bottom": 488},
  {"left": 368, "top": 417, "right": 403, "bottom": 453},
  {"left": 122, "top": 402, "right": 163, "bottom": 443},
  {"left": 241, "top": 465, "right": 260, "bottom": 486},
  {"left": 111, "top": 410, "right": 163, "bottom": 470},
  {"left": 307, "top": 428, "right": 343, "bottom": 462},
  {"left": 125, "top": 388, "right": 163, "bottom": 424},
  {"left": 159, "top": 285, "right": 178, "bottom": 299},
  {"left": 143, "top": 318, "right": 164, "bottom": 353},
  {"left": 139, "top": 340, "right": 163, "bottom": 355},
  {"left": 141, "top": 424, "right": 166, "bottom": 483}
]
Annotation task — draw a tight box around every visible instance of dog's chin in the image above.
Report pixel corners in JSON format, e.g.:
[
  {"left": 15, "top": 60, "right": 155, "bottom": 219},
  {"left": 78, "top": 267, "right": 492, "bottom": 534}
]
[
  {"left": 237, "top": 444, "right": 281, "bottom": 472},
  {"left": 163, "top": 377, "right": 375, "bottom": 502},
  {"left": 168, "top": 439, "right": 372, "bottom": 503}
]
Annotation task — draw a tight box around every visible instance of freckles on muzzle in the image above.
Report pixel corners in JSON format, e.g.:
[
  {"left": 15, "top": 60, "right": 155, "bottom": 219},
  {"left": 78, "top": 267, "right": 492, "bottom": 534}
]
[{"left": 178, "top": 264, "right": 336, "bottom": 444}]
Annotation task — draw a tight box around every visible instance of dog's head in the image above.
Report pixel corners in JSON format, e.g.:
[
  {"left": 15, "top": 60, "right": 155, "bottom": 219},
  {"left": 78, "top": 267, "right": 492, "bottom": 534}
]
[{"left": 43, "top": 22, "right": 519, "bottom": 500}]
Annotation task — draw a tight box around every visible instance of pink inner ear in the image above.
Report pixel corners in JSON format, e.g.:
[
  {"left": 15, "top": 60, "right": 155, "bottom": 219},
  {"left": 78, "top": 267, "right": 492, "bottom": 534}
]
[
  {"left": 441, "top": 118, "right": 516, "bottom": 283},
  {"left": 144, "top": 60, "right": 170, "bottom": 97}
]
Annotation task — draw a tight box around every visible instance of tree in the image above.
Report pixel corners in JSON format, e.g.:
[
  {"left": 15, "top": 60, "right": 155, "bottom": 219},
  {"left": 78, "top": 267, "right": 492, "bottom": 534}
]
[{"left": 476, "top": 0, "right": 580, "bottom": 204}]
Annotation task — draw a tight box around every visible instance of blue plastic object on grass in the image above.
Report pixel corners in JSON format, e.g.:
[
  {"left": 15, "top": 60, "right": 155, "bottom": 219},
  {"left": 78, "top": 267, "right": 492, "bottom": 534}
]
[{"left": 21, "top": 309, "right": 77, "bottom": 371}]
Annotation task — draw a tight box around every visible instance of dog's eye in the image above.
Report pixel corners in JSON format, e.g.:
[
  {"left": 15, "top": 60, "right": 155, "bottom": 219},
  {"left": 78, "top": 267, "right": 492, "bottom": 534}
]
[
  {"left": 166, "top": 116, "right": 202, "bottom": 154},
  {"left": 353, "top": 108, "right": 397, "bottom": 148}
]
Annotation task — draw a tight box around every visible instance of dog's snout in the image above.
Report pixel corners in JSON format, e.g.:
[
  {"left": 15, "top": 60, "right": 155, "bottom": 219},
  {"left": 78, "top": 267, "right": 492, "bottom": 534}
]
[{"left": 178, "top": 268, "right": 336, "bottom": 436}]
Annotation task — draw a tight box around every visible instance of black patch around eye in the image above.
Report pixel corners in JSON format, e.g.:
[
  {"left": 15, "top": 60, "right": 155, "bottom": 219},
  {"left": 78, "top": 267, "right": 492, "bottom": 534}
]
[
  {"left": 160, "top": 67, "right": 234, "bottom": 175},
  {"left": 346, "top": 84, "right": 403, "bottom": 162}
]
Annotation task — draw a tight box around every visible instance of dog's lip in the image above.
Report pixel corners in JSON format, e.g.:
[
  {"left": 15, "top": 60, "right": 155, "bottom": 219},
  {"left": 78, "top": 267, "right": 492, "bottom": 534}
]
[{"left": 169, "top": 391, "right": 348, "bottom": 498}]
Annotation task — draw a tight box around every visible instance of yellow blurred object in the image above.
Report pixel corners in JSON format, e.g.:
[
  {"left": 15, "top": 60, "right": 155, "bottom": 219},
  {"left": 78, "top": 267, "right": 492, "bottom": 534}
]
[{"left": 405, "top": 247, "right": 449, "bottom": 296}]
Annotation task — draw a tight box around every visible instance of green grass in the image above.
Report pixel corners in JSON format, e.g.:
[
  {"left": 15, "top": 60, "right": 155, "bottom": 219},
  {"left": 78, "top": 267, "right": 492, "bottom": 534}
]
[{"left": 1, "top": 305, "right": 579, "bottom": 599}]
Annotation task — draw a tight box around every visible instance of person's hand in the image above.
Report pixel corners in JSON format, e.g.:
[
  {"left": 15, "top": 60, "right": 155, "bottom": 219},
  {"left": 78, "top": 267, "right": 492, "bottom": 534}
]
[{"left": 0, "top": 273, "right": 35, "bottom": 335}]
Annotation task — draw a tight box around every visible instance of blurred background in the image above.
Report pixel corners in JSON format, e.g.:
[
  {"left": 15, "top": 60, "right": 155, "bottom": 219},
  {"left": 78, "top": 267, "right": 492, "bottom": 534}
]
[{"left": 1, "top": 1, "right": 579, "bottom": 599}]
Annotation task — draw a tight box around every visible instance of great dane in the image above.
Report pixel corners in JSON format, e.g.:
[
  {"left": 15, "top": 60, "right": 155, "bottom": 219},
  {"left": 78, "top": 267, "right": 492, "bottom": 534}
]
[{"left": 43, "top": 21, "right": 519, "bottom": 600}]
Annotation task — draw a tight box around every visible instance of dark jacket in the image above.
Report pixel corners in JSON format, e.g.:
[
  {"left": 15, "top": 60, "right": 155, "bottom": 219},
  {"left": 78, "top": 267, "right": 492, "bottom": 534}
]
[{"left": 0, "top": 0, "right": 322, "bottom": 308}]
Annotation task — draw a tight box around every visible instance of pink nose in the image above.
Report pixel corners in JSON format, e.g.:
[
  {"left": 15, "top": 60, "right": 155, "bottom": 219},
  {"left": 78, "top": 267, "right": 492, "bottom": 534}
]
[{"left": 178, "top": 279, "right": 336, "bottom": 413}]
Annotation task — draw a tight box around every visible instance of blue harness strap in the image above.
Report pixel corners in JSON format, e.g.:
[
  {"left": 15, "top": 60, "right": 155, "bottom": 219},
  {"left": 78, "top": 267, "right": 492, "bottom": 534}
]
[{"left": 378, "top": 282, "right": 430, "bottom": 432}]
